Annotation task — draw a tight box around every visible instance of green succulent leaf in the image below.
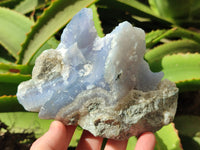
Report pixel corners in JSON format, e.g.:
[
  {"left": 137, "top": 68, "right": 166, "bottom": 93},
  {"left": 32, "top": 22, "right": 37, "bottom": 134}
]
[
  {"left": 0, "top": 95, "right": 25, "bottom": 112},
  {"left": 18, "top": 0, "right": 97, "bottom": 65},
  {"left": 90, "top": 4, "right": 104, "bottom": 38},
  {"left": 145, "top": 29, "right": 166, "bottom": 48},
  {"left": 126, "top": 136, "right": 137, "bottom": 150},
  {"left": 0, "top": 7, "right": 33, "bottom": 60},
  {"left": 155, "top": 123, "right": 182, "bottom": 150},
  {"left": 127, "top": 123, "right": 182, "bottom": 150},
  {"left": 145, "top": 27, "right": 200, "bottom": 48},
  {"left": 174, "top": 116, "right": 200, "bottom": 149},
  {"left": 162, "top": 53, "right": 200, "bottom": 91},
  {"left": 0, "top": 82, "right": 18, "bottom": 96},
  {"left": 0, "top": 73, "right": 31, "bottom": 84},
  {"left": 0, "top": 111, "right": 83, "bottom": 147},
  {"left": 176, "top": 79, "right": 200, "bottom": 92},
  {"left": 28, "top": 37, "right": 59, "bottom": 65},
  {"left": 168, "top": 27, "right": 200, "bottom": 43},
  {"left": 0, "top": 112, "right": 52, "bottom": 138},
  {"left": 69, "top": 126, "right": 83, "bottom": 147},
  {"left": 148, "top": 0, "right": 200, "bottom": 24},
  {"left": 162, "top": 53, "right": 200, "bottom": 81},
  {"left": 14, "top": 0, "right": 38, "bottom": 14},
  {"left": 0, "top": 57, "right": 12, "bottom": 63},
  {"left": 0, "top": 62, "right": 33, "bottom": 74},
  {"left": 145, "top": 40, "right": 200, "bottom": 72},
  {"left": 97, "top": 0, "right": 171, "bottom": 26},
  {"left": 0, "top": 0, "right": 21, "bottom": 9}
]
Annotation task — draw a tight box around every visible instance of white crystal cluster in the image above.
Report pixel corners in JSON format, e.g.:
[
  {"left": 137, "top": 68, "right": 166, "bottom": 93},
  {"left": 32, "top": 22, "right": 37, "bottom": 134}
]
[{"left": 17, "top": 8, "right": 178, "bottom": 140}]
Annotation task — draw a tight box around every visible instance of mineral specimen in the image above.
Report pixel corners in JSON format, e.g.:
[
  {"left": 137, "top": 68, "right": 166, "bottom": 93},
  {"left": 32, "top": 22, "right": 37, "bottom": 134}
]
[{"left": 17, "top": 8, "right": 178, "bottom": 140}]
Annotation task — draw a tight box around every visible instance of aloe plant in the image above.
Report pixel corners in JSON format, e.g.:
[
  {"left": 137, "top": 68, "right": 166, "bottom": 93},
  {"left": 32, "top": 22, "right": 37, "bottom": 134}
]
[
  {"left": 0, "top": 0, "right": 200, "bottom": 149},
  {"left": 149, "top": 0, "right": 200, "bottom": 26}
]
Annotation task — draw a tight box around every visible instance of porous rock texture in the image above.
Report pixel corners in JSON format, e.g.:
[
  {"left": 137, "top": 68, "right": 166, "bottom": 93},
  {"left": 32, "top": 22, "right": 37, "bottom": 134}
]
[{"left": 17, "top": 8, "right": 178, "bottom": 140}]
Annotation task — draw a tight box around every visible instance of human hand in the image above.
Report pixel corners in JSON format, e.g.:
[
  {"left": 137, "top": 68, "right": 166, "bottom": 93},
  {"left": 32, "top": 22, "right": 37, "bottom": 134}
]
[{"left": 30, "top": 121, "right": 156, "bottom": 150}]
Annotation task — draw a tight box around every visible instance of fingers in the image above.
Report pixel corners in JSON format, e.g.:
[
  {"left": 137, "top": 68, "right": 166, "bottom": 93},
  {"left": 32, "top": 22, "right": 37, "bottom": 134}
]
[
  {"left": 135, "top": 132, "right": 156, "bottom": 150},
  {"left": 104, "top": 139, "right": 127, "bottom": 150},
  {"left": 76, "top": 130, "right": 103, "bottom": 150},
  {"left": 30, "top": 121, "right": 76, "bottom": 150}
]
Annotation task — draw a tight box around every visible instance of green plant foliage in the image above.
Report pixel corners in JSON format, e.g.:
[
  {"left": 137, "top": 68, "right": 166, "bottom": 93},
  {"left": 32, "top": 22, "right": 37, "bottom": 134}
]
[
  {"left": 126, "top": 123, "right": 182, "bottom": 150},
  {"left": 126, "top": 136, "right": 137, "bottom": 149},
  {"left": 154, "top": 123, "right": 182, "bottom": 150},
  {"left": 0, "top": 83, "right": 18, "bottom": 96},
  {"left": 0, "top": 0, "right": 21, "bottom": 9},
  {"left": 0, "top": 7, "right": 33, "bottom": 60},
  {"left": 90, "top": 4, "right": 104, "bottom": 38},
  {"left": 149, "top": 0, "right": 200, "bottom": 21},
  {"left": 0, "top": 112, "right": 83, "bottom": 147},
  {"left": 162, "top": 53, "right": 200, "bottom": 91},
  {"left": 97, "top": 0, "right": 171, "bottom": 27},
  {"left": 28, "top": 37, "right": 59, "bottom": 65},
  {"left": 0, "top": 112, "right": 52, "bottom": 138},
  {"left": 145, "top": 40, "right": 200, "bottom": 72},
  {"left": 0, "top": 62, "right": 33, "bottom": 74},
  {"left": 145, "top": 29, "right": 166, "bottom": 48},
  {"left": 0, "top": 73, "right": 31, "bottom": 84},
  {"left": 18, "top": 0, "right": 97, "bottom": 64},
  {"left": 145, "top": 27, "right": 200, "bottom": 48},
  {"left": 174, "top": 116, "right": 200, "bottom": 149},
  {"left": 14, "top": 0, "right": 38, "bottom": 14},
  {"left": 0, "top": 96, "right": 25, "bottom": 112},
  {"left": 176, "top": 79, "right": 200, "bottom": 92}
]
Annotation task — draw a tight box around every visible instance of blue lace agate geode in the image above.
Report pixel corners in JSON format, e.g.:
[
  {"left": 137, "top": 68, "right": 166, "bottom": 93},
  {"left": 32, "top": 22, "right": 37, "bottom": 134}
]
[{"left": 17, "top": 8, "right": 178, "bottom": 140}]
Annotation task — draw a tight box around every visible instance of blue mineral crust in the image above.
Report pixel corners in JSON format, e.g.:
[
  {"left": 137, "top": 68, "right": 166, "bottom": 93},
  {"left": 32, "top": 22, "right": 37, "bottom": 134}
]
[{"left": 17, "top": 8, "right": 163, "bottom": 123}]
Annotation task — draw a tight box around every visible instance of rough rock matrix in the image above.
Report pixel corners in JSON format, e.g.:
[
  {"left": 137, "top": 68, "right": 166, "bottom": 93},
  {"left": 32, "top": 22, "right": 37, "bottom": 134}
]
[{"left": 17, "top": 8, "right": 178, "bottom": 140}]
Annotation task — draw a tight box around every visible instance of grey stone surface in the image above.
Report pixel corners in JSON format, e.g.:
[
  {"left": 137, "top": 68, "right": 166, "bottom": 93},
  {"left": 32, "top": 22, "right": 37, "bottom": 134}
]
[{"left": 17, "top": 8, "right": 178, "bottom": 140}]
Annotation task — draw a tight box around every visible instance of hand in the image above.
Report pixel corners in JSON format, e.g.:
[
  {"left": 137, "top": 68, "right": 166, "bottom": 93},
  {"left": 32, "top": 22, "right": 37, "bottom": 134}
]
[{"left": 30, "top": 121, "right": 156, "bottom": 150}]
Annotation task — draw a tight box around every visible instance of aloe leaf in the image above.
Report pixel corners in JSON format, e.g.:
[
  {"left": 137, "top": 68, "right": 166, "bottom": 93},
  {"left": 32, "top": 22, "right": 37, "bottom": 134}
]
[
  {"left": 127, "top": 123, "right": 182, "bottom": 150},
  {"left": 168, "top": 27, "right": 200, "bottom": 43},
  {"left": 14, "top": 0, "right": 38, "bottom": 14},
  {"left": 0, "top": 95, "right": 25, "bottom": 112},
  {"left": 116, "top": 0, "right": 155, "bottom": 17},
  {"left": 97, "top": 0, "right": 171, "bottom": 26},
  {"left": 145, "top": 29, "right": 166, "bottom": 48},
  {"left": 69, "top": 126, "right": 83, "bottom": 147},
  {"left": 0, "top": 111, "right": 83, "bottom": 147},
  {"left": 0, "top": 45, "right": 16, "bottom": 63},
  {"left": 148, "top": 0, "right": 190, "bottom": 21},
  {"left": 162, "top": 53, "right": 200, "bottom": 81},
  {"left": 0, "top": 73, "right": 31, "bottom": 83},
  {"left": 174, "top": 116, "right": 200, "bottom": 149},
  {"left": 0, "top": 62, "right": 33, "bottom": 74},
  {"left": 155, "top": 123, "right": 182, "bottom": 150},
  {"left": 148, "top": 0, "right": 159, "bottom": 15},
  {"left": 0, "top": 57, "right": 11, "bottom": 63},
  {"left": 0, "top": 82, "right": 18, "bottom": 96},
  {"left": 0, "top": 112, "right": 52, "bottom": 138},
  {"left": 126, "top": 136, "right": 137, "bottom": 150},
  {"left": 148, "top": 27, "right": 200, "bottom": 47},
  {"left": 0, "top": 0, "right": 21, "bottom": 9},
  {"left": 0, "top": 7, "right": 33, "bottom": 60},
  {"left": 28, "top": 37, "right": 59, "bottom": 65},
  {"left": 18, "top": 0, "right": 97, "bottom": 65},
  {"left": 90, "top": 4, "right": 104, "bottom": 37},
  {"left": 176, "top": 79, "right": 200, "bottom": 92},
  {"left": 145, "top": 40, "right": 200, "bottom": 72}
]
